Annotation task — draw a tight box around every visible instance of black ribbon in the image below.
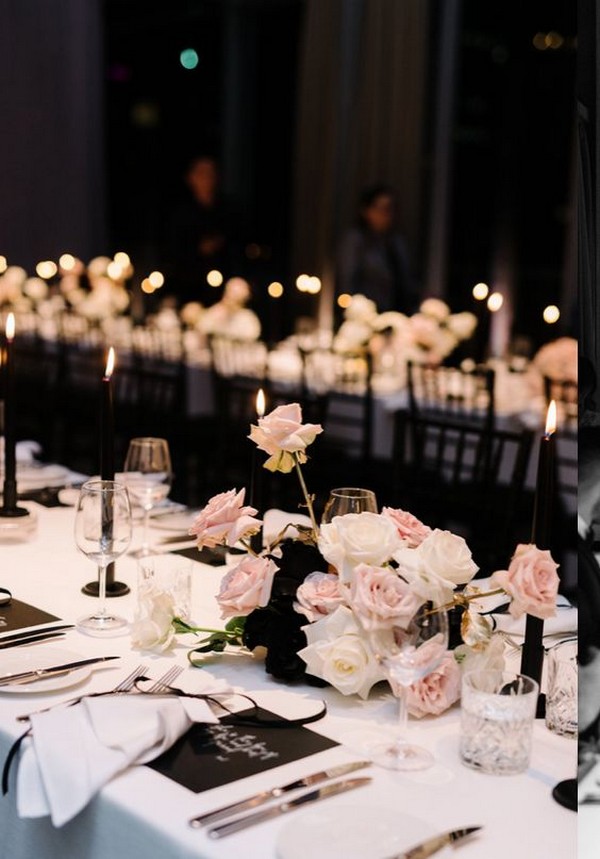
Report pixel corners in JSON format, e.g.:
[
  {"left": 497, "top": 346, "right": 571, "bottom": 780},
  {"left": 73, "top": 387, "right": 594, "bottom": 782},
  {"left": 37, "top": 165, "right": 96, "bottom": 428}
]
[{"left": 2, "top": 729, "right": 30, "bottom": 795}]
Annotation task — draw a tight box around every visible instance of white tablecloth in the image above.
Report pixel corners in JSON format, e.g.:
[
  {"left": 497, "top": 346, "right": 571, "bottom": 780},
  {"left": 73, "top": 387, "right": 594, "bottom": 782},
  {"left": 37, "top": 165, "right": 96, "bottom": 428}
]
[{"left": 0, "top": 505, "right": 576, "bottom": 859}]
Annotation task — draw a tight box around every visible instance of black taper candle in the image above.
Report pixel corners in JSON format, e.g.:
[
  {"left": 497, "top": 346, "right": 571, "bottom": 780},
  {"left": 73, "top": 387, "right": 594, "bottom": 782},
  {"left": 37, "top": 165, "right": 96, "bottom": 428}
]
[
  {"left": 520, "top": 401, "right": 556, "bottom": 698},
  {"left": 2, "top": 313, "right": 27, "bottom": 517},
  {"left": 250, "top": 388, "right": 265, "bottom": 553}
]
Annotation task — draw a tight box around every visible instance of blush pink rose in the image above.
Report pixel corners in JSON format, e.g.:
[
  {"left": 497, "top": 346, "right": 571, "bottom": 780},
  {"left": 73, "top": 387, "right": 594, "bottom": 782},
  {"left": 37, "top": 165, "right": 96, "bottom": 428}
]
[
  {"left": 349, "top": 564, "right": 423, "bottom": 631},
  {"left": 294, "top": 572, "right": 347, "bottom": 622},
  {"left": 249, "top": 403, "right": 323, "bottom": 473},
  {"left": 189, "top": 488, "right": 261, "bottom": 549},
  {"left": 217, "top": 555, "right": 278, "bottom": 620},
  {"left": 491, "top": 544, "right": 559, "bottom": 620},
  {"left": 405, "top": 651, "right": 461, "bottom": 718},
  {"left": 382, "top": 507, "right": 432, "bottom": 548}
]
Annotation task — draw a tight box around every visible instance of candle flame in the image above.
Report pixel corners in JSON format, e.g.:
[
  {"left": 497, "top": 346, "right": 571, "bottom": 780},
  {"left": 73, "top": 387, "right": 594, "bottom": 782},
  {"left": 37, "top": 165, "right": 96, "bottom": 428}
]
[
  {"left": 5, "top": 312, "right": 15, "bottom": 341},
  {"left": 104, "top": 346, "right": 115, "bottom": 379},
  {"left": 545, "top": 400, "right": 557, "bottom": 436},
  {"left": 256, "top": 388, "right": 266, "bottom": 417}
]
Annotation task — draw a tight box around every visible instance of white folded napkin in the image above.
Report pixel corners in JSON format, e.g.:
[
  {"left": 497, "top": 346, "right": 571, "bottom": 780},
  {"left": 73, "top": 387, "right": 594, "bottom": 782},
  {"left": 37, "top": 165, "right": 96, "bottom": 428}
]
[
  {"left": 15, "top": 666, "right": 233, "bottom": 827},
  {"left": 472, "top": 578, "right": 577, "bottom": 641},
  {"left": 262, "top": 508, "right": 313, "bottom": 545}
]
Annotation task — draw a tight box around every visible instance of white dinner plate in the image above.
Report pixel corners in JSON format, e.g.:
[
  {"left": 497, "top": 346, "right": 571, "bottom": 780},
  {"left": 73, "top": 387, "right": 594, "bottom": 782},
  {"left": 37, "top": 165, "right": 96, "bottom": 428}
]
[
  {"left": 276, "top": 804, "right": 434, "bottom": 859},
  {"left": 149, "top": 510, "right": 199, "bottom": 531},
  {"left": 16, "top": 464, "right": 70, "bottom": 491},
  {"left": 0, "top": 647, "right": 93, "bottom": 694}
]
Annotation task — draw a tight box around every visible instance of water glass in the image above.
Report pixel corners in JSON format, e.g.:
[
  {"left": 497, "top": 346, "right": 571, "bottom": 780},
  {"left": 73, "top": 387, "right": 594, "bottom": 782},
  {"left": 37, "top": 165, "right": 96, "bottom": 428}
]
[
  {"left": 460, "top": 670, "right": 539, "bottom": 775},
  {"left": 321, "top": 488, "right": 378, "bottom": 523},
  {"left": 137, "top": 555, "right": 192, "bottom": 622},
  {"left": 545, "top": 640, "right": 577, "bottom": 739}
]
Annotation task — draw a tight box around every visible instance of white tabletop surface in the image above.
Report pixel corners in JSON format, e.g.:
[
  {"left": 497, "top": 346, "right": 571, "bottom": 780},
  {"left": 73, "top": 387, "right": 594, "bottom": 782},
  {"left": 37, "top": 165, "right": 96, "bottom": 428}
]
[{"left": 0, "top": 503, "right": 576, "bottom": 859}]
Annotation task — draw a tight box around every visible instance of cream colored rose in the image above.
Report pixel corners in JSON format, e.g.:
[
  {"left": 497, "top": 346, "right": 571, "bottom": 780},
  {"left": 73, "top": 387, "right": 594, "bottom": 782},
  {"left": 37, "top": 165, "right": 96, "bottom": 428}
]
[
  {"left": 298, "top": 606, "right": 386, "bottom": 698},
  {"left": 491, "top": 543, "right": 559, "bottom": 620},
  {"left": 131, "top": 588, "right": 176, "bottom": 652},
  {"left": 395, "top": 529, "right": 478, "bottom": 603},
  {"left": 318, "top": 512, "right": 402, "bottom": 584},
  {"left": 249, "top": 403, "right": 323, "bottom": 473}
]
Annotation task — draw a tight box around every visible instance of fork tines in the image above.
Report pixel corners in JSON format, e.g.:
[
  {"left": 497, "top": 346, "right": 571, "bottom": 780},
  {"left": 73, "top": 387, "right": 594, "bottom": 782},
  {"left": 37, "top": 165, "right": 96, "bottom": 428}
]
[{"left": 146, "top": 665, "right": 184, "bottom": 693}]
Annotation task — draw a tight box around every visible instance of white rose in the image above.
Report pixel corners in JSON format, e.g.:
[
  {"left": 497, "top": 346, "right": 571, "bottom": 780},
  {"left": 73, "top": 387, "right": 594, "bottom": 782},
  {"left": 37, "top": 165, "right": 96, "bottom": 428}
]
[
  {"left": 345, "top": 294, "right": 378, "bottom": 323},
  {"left": 298, "top": 606, "right": 385, "bottom": 698},
  {"left": 318, "top": 512, "right": 402, "bottom": 584},
  {"left": 332, "top": 320, "right": 373, "bottom": 353},
  {"left": 454, "top": 635, "right": 506, "bottom": 674},
  {"left": 395, "top": 529, "right": 478, "bottom": 603},
  {"left": 419, "top": 297, "right": 450, "bottom": 321},
  {"left": 131, "top": 587, "right": 176, "bottom": 652},
  {"left": 447, "top": 312, "right": 477, "bottom": 342}
]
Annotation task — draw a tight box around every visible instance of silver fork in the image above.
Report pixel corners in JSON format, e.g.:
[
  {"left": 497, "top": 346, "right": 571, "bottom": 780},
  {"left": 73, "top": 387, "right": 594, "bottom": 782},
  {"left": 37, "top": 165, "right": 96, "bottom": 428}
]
[
  {"left": 16, "top": 663, "right": 150, "bottom": 722},
  {"left": 144, "top": 665, "right": 184, "bottom": 693}
]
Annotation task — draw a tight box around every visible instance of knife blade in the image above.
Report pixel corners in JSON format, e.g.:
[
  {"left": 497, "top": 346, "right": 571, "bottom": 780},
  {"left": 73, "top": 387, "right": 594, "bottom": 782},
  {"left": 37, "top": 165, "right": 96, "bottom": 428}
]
[
  {"left": 190, "top": 760, "right": 371, "bottom": 828},
  {"left": 207, "top": 777, "right": 372, "bottom": 839},
  {"left": 393, "top": 827, "right": 482, "bottom": 859},
  {"left": 0, "top": 655, "right": 120, "bottom": 686},
  {"left": 0, "top": 624, "right": 74, "bottom": 644},
  {"left": 0, "top": 632, "right": 67, "bottom": 650}
]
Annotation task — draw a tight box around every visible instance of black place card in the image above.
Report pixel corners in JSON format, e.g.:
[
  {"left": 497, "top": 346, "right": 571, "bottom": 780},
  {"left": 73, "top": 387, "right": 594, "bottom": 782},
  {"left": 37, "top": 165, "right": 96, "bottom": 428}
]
[
  {"left": 170, "top": 545, "right": 227, "bottom": 566},
  {"left": 0, "top": 598, "right": 61, "bottom": 635},
  {"left": 148, "top": 707, "right": 338, "bottom": 793}
]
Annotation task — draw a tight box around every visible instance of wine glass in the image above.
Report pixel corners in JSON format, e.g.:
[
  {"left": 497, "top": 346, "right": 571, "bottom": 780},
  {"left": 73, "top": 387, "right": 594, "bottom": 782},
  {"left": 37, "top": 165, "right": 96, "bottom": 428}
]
[
  {"left": 74, "top": 480, "right": 132, "bottom": 635},
  {"left": 363, "top": 602, "right": 449, "bottom": 770},
  {"left": 123, "top": 437, "right": 172, "bottom": 558},
  {"left": 321, "top": 488, "right": 377, "bottom": 524}
]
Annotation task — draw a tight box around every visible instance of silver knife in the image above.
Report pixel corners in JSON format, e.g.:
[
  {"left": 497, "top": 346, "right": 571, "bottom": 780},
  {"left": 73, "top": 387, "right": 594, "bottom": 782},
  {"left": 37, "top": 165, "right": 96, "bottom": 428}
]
[
  {"left": 391, "top": 827, "right": 482, "bottom": 859},
  {"left": 0, "top": 655, "right": 120, "bottom": 686},
  {"left": 0, "top": 624, "right": 74, "bottom": 644},
  {"left": 0, "top": 632, "right": 68, "bottom": 650},
  {"left": 207, "top": 777, "right": 372, "bottom": 839},
  {"left": 189, "top": 760, "right": 371, "bottom": 828}
]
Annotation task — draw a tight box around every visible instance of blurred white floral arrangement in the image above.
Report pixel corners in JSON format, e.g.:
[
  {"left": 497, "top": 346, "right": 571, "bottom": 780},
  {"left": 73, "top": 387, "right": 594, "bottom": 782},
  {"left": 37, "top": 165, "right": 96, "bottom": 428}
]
[
  {"left": 333, "top": 294, "right": 477, "bottom": 366},
  {"left": 531, "top": 337, "right": 577, "bottom": 383},
  {"left": 132, "top": 402, "right": 559, "bottom": 718}
]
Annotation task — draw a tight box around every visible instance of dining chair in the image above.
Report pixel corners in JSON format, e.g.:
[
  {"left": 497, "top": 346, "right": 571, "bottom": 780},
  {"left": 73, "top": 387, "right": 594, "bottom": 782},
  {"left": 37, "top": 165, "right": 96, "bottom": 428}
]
[
  {"left": 392, "top": 409, "right": 534, "bottom": 576},
  {"left": 406, "top": 360, "right": 495, "bottom": 427}
]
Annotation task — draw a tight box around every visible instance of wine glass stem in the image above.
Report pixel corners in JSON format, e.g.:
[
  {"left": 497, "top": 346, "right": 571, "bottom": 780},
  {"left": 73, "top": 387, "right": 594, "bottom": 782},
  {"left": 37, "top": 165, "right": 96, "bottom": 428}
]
[
  {"left": 142, "top": 507, "right": 151, "bottom": 554},
  {"left": 97, "top": 564, "right": 107, "bottom": 618},
  {"left": 397, "top": 685, "right": 409, "bottom": 742}
]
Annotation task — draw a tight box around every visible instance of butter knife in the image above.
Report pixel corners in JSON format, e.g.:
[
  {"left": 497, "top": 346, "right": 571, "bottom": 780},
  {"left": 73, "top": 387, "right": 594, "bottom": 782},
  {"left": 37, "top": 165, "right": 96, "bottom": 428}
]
[
  {"left": 391, "top": 827, "right": 482, "bottom": 859},
  {"left": 0, "top": 632, "right": 67, "bottom": 650},
  {"left": 0, "top": 655, "right": 120, "bottom": 686},
  {"left": 190, "top": 760, "right": 371, "bottom": 828},
  {"left": 0, "top": 624, "right": 74, "bottom": 644},
  {"left": 207, "top": 777, "right": 372, "bottom": 839}
]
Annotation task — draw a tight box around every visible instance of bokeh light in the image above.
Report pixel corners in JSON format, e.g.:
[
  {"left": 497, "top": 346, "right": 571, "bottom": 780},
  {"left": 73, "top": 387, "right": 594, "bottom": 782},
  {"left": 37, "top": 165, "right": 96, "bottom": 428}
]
[
  {"left": 148, "top": 270, "right": 164, "bottom": 289},
  {"left": 114, "top": 251, "right": 131, "bottom": 268},
  {"left": 36, "top": 260, "right": 57, "bottom": 279},
  {"left": 267, "top": 281, "right": 284, "bottom": 298},
  {"left": 543, "top": 304, "right": 560, "bottom": 324},
  {"left": 141, "top": 278, "right": 155, "bottom": 294},
  {"left": 472, "top": 282, "right": 489, "bottom": 301},
  {"left": 107, "top": 261, "right": 124, "bottom": 280},
  {"left": 207, "top": 270, "right": 223, "bottom": 287},
  {"left": 337, "top": 293, "right": 352, "bottom": 309},
  {"left": 180, "top": 48, "right": 199, "bottom": 70},
  {"left": 296, "top": 274, "right": 310, "bottom": 292},
  {"left": 306, "top": 276, "right": 322, "bottom": 295},
  {"left": 487, "top": 292, "right": 504, "bottom": 312},
  {"left": 59, "top": 253, "right": 76, "bottom": 271},
  {"left": 0, "top": 256, "right": 7, "bottom": 274}
]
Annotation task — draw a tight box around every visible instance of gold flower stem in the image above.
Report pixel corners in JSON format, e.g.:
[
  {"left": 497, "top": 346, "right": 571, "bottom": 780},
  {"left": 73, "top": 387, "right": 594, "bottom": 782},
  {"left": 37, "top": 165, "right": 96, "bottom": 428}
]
[
  {"left": 239, "top": 538, "right": 261, "bottom": 557},
  {"left": 424, "top": 587, "right": 508, "bottom": 616},
  {"left": 293, "top": 454, "right": 319, "bottom": 538}
]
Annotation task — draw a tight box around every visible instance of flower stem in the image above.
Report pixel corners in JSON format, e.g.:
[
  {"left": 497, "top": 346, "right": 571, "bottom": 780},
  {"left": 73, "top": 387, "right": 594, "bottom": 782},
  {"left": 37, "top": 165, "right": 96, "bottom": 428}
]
[
  {"left": 239, "top": 538, "right": 261, "bottom": 557},
  {"left": 293, "top": 453, "right": 319, "bottom": 538},
  {"left": 425, "top": 587, "right": 508, "bottom": 616}
]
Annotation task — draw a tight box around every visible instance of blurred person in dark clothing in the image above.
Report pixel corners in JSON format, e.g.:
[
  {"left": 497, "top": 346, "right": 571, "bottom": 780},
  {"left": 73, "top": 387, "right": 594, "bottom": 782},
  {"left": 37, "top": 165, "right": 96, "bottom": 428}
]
[
  {"left": 167, "top": 154, "right": 243, "bottom": 304},
  {"left": 578, "top": 427, "right": 600, "bottom": 744},
  {"left": 336, "top": 184, "right": 417, "bottom": 315}
]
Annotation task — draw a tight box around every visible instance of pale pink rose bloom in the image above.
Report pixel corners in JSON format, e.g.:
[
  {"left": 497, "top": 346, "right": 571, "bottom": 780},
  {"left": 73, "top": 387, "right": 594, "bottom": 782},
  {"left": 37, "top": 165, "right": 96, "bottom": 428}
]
[
  {"left": 217, "top": 555, "right": 278, "bottom": 620},
  {"left": 382, "top": 507, "right": 432, "bottom": 548},
  {"left": 189, "top": 488, "right": 261, "bottom": 549},
  {"left": 294, "top": 572, "right": 347, "bottom": 622},
  {"left": 350, "top": 564, "right": 423, "bottom": 631},
  {"left": 249, "top": 403, "right": 323, "bottom": 473},
  {"left": 405, "top": 651, "right": 461, "bottom": 718},
  {"left": 491, "top": 543, "right": 559, "bottom": 620}
]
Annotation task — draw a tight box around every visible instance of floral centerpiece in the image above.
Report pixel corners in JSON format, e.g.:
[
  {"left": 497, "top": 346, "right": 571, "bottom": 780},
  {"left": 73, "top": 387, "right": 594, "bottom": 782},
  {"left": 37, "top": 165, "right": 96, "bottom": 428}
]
[
  {"left": 132, "top": 403, "right": 559, "bottom": 718},
  {"left": 332, "top": 294, "right": 477, "bottom": 367}
]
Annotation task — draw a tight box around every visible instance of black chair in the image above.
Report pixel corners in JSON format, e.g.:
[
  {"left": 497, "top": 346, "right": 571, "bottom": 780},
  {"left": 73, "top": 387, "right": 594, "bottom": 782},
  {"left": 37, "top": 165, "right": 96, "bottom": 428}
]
[
  {"left": 407, "top": 360, "right": 495, "bottom": 427},
  {"left": 392, "top": 409, "right": 534, "bottom": 576}
]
